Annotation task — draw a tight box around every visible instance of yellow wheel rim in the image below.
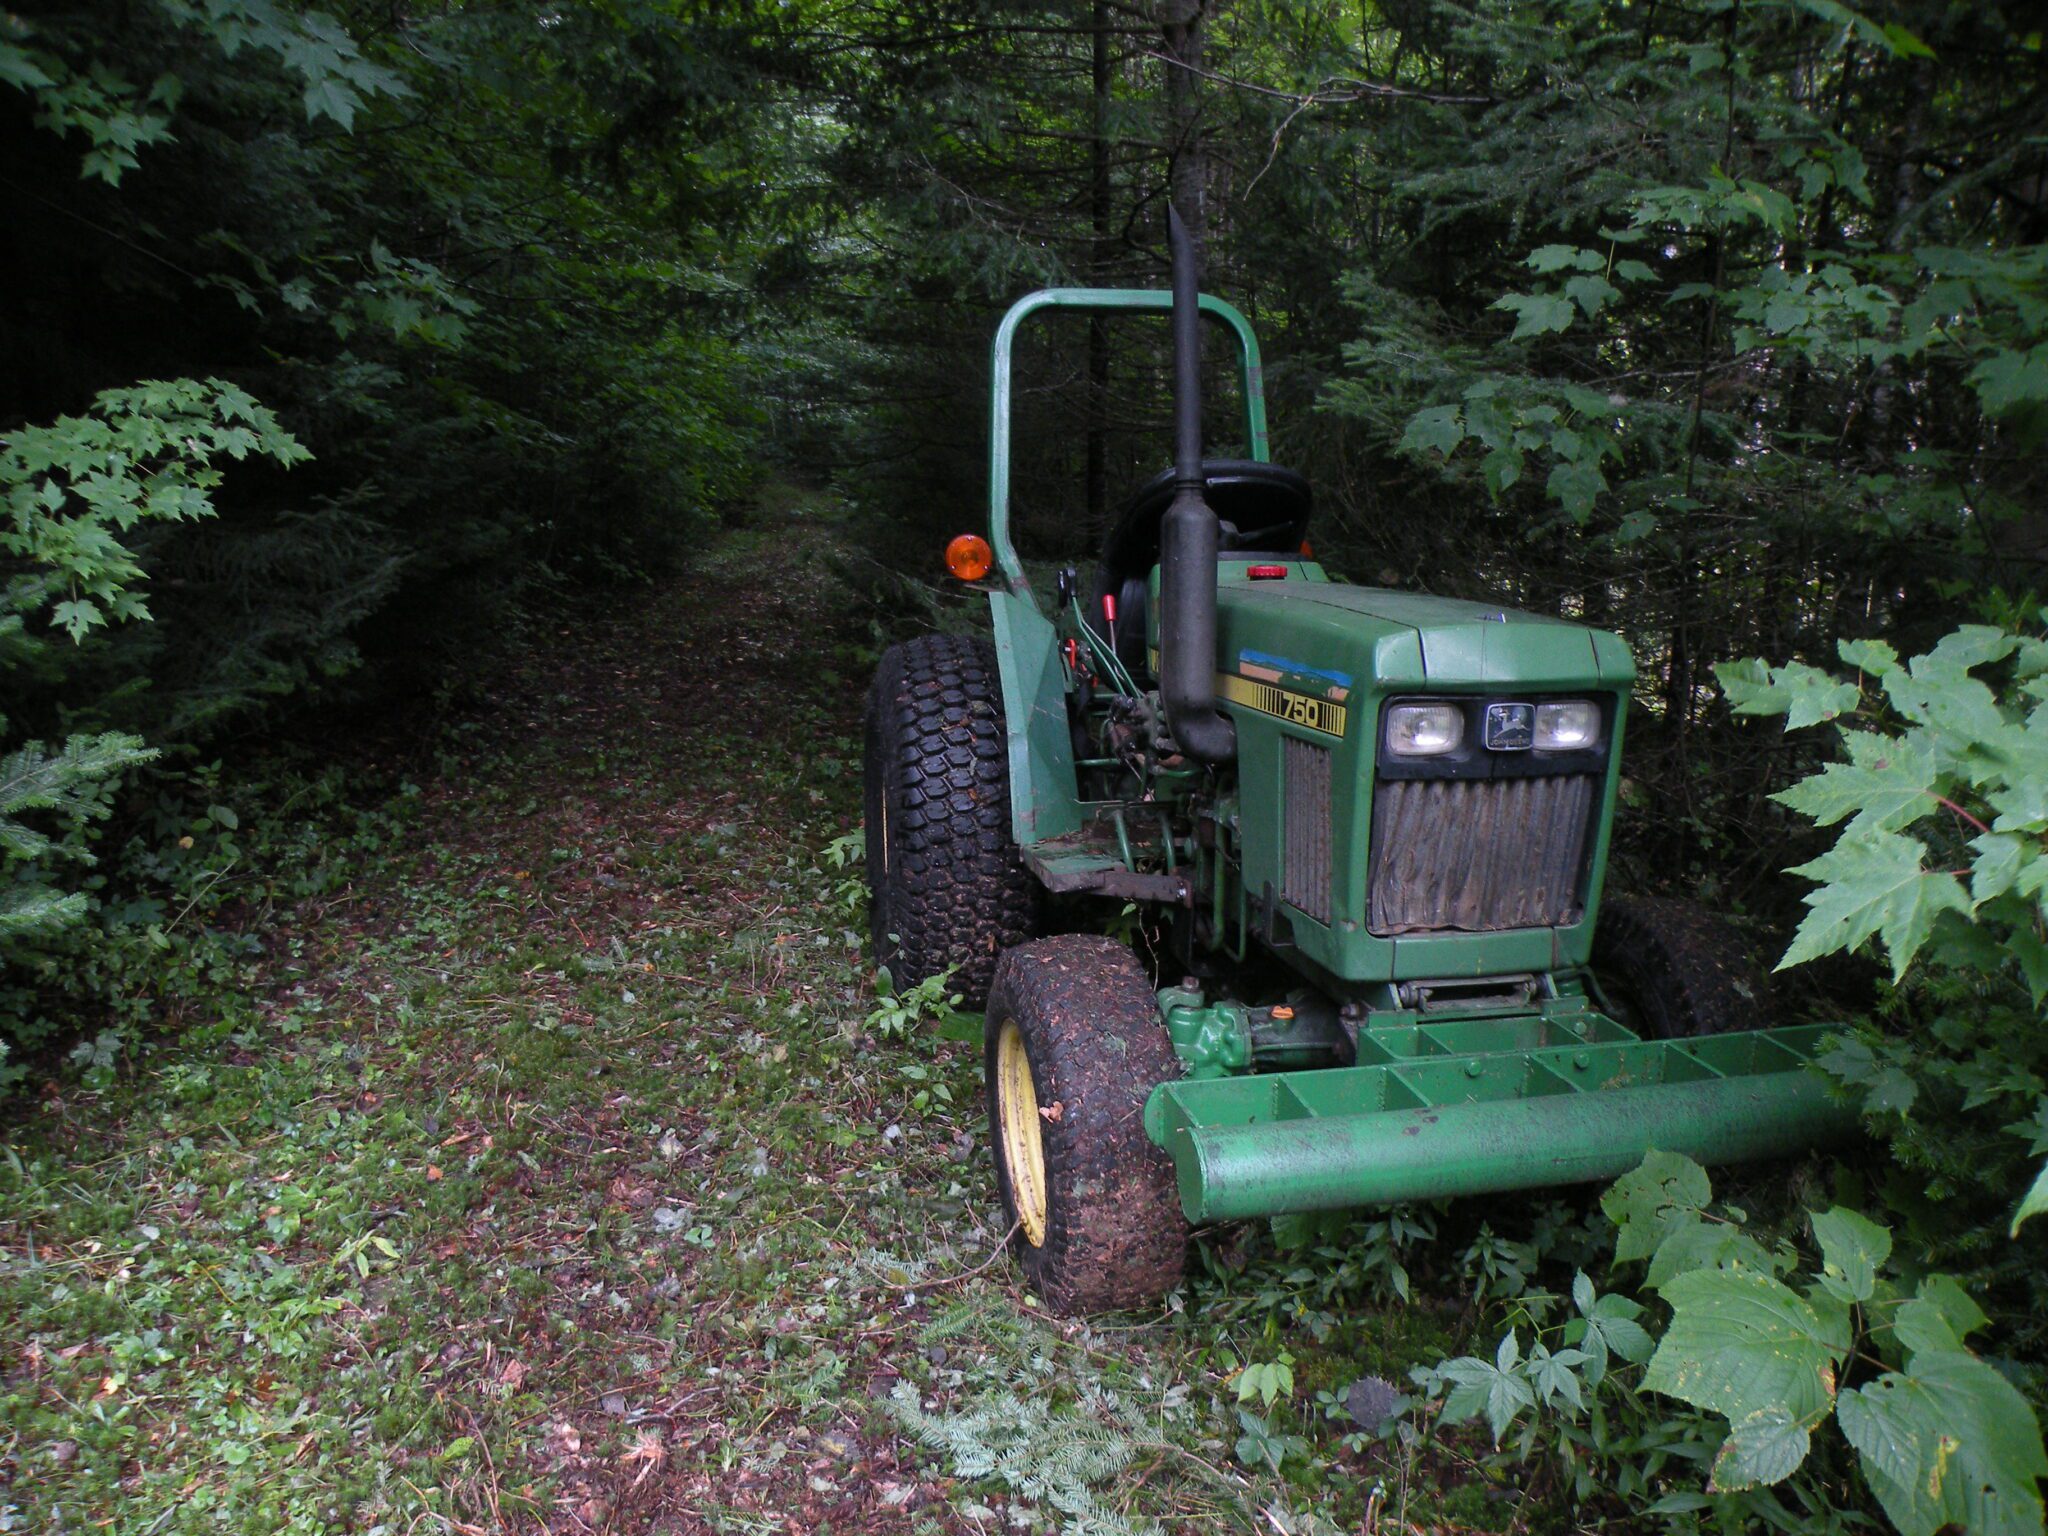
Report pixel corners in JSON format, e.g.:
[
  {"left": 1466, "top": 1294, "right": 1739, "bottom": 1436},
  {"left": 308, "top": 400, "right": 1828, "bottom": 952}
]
[{"left": 994, "top": 1019, "right": 1049, "bottom": 1247}]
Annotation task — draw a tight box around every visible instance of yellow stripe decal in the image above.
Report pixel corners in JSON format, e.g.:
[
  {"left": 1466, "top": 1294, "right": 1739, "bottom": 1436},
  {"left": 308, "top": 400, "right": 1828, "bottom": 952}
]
[
  {"left": 1218, "top": 673, "right": 1348, "bottom": 737},
  {"left": 1148, "top": 650, "right": 1347, "bottom": 737}
]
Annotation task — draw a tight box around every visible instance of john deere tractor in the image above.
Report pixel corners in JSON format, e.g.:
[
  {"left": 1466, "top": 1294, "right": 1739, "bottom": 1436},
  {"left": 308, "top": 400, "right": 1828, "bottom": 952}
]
[{"left": 863, "top": 208, "right": 1854, "bottom": 1315}]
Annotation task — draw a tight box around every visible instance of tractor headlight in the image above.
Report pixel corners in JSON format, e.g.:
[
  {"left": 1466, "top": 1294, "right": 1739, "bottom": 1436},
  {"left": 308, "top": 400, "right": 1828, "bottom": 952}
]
[
  {"left": 1534, "top": 700, "right": 1601, "bottom": 751},
  {"left": 1384, "top": 703, "right": 1464, "bottom": 757}
]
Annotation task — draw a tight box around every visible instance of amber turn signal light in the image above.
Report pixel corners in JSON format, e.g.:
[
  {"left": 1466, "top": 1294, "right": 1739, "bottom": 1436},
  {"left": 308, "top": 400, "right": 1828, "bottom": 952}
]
[{"left": 945, "top": 533, "right": 994, "bottom": 582}]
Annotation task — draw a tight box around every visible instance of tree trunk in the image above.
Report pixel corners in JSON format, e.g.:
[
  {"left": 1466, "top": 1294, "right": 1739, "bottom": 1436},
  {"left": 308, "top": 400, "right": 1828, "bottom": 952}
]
[
  {"left": 1160, "top": 0, "right": 1208, "bottom": 278},
  {"left": 1086, "top": 0, "right": 1113, "bottom": 526}
]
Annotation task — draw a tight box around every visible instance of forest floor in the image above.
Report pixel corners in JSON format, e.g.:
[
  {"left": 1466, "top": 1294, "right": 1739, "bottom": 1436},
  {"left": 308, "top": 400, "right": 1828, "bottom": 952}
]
[{"left": 3, "top": 506, "right": 1518, "bottom": 1535}]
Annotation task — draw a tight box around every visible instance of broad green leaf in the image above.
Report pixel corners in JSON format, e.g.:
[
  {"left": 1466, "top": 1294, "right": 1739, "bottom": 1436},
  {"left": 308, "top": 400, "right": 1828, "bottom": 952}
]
[
  {"left": 1810, "top": 1207, "right": 1892, "bottom": 1302},
  {"left": 1480, "top": 445, "right": 1522, "bottom": 497},
  {"left": 1435, "top": 1345, "right": 1536, "bottom": 1443},
  {"left": 1883, "top": 659, "right": 2014, "bottom": 766},
  {"left": 1400, "top": 404, "right": 1464, "bottom": 457},
  {"left": 1780, "top": 829, "right": 1973, "bottom": 980},
  {"left": 1566, "top": 1272, "right": 1652, "bottom": 1384},
  {"left": 1926, "top": 625, "right": 2020, "bottom": 673},
  {"left": 1526, "top": 1341, "right": 1588, "bottom": 1410},
  {"left": 1711, "top": 1405, "right": 1813, "bottom": 1490},
  {"left": 1493, "top": 292, "right": 1577, "bottom": 339},
  {"left": 1603, "top": 1150, "right": 1711, "bottom": 1262},
  {"left": 303, "top": 75, "right": 361, "bottom": 129},
  {"left": 1643, "top": 1267, "right": 1848, "bottom": 1425},
  {"left": 1968, "top": 344, "right": 2048, "bottom": 417},
  {"left": 2010, "top": 1158, "right": 2048, "bottom": 1237},
  {"left": 1838, "top": 1351, "right": 2048, "bottom": 1536},
  {"left": 1820, "top": 1035, "right": 1919, "bottom": 1111},
  {"left": 1591, "top": 1294, "right": 1655, "bottom": 1361},
  {"left": 1971, "top": 832, "right": 2029, "bottom": 907},
  {"left": 1563, "top": 273, "right": 1621, "bottom": 318},
  {"left": 1545, "top": 459, "right": 1606, "bottom": 520},
  {"left": 1890, "top": 1297, "right": 1962, "bottom": 1356},
  {"left": 1526, "top": 244, "right": 1603, "bottom": 274},
  {"left": 1715, "top": 658, "right": 1773, "bottom": 709},
  {"left": 1645, "top": 1216, "right": 1776, "bottom": 1289},
  {"left": 1839, "top": 637, "right": 1902, "bottom": 679},
  {"left": 1714, "top": 658, "right": 1860, "bottom": 727},
  {"left": 1772, "top": 731, "right": 1937, "bottom": 835},
  {"left": 0, "top": 43, "right": 56, "bottom": 92},
  {"left": 1913, "top": 1275, "right": 1989, "bottom": 1342},
  {"left": 50, "top": 598, "right": 103, "bottom": 640}
]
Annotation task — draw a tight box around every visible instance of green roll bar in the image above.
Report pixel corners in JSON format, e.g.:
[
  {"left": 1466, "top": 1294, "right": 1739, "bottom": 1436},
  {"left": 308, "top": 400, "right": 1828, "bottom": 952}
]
[{"left": 986, "top": 288, "right": 1271, "bottom": 596}]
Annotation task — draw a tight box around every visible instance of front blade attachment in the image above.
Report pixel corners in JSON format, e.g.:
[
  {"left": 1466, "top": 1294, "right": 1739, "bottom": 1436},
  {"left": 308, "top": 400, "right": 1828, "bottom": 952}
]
[{"left": 1144, "top": 1023, "right": 1859, "bottom": 1225}]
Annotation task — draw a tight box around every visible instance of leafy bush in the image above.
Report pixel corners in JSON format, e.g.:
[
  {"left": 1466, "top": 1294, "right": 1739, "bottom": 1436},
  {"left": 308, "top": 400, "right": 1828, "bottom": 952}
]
[
  {"left": 1417, "top": 1153, "right": 2048, "bottom": 1535},
  {"left": 1403, "top": 622, "right": 2048, "bottom": 1532},
  {"left": 1720, "top": 624, "right": 2048, "bottom": 1324},
  {"left": 1, "top": 381, "right": 305, "bottom": 1077}
]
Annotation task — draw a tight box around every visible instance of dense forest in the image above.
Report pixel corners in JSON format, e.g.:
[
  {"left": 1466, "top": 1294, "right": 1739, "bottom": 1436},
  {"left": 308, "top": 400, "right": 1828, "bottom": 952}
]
[{"left": 5, "top": 1, "right": 2047, "bottom": 1532}]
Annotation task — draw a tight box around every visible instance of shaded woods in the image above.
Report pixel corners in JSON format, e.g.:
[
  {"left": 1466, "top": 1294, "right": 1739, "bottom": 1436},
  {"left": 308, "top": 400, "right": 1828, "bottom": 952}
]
[{"left": 4, "top": 2, "right": 2048, "bottom": 1533}]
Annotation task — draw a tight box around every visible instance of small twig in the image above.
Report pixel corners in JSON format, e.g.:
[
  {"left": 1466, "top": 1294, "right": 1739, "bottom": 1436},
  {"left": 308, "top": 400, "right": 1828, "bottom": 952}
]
[
  {"left": 1932, "top": 793, "right": 1992, "bottom": 835},
  {"left": 1132, "top": 48, "right": 1493, "bottom": 106},
  {"left": 882, "top": 1220, "right": 1022, "bottom": 1291},
  {"left": 459, "top": 1405, "right": 504, "bottom": 1530}
]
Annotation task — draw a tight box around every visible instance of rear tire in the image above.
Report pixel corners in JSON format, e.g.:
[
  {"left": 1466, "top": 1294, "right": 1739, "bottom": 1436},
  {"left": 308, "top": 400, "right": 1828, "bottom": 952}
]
[
  {"left": 1591, "top": 895, "right": 1773, "bottom": 1039},
  {"left": 984, "top": 935, "right": 1188, "bottom": 1314},
  {"left": 864, "top": 634, "right": 1038, "bottom": 1008}
]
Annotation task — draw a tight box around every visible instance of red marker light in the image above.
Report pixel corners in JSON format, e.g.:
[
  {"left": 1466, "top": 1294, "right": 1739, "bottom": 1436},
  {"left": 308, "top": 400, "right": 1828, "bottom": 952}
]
[{"left": 1247, "top": 564, "right": 1288, "bottom": 580}]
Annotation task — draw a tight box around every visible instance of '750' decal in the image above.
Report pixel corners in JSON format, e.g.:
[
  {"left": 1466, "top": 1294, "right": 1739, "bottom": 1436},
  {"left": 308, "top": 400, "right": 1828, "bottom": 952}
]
[{"left": 1218, "top": 674, "right": 1348, "bottom": 737}]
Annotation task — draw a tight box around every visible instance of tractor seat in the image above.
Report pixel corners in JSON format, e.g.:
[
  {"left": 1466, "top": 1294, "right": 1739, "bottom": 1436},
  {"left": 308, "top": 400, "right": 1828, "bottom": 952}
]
[{"left": 1091, "top": 459, "right": 1312, "bottom": 680}]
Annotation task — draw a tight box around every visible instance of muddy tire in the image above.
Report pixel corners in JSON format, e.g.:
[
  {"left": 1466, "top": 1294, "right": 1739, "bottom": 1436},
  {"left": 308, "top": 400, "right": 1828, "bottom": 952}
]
[
  {"left": 1591, "top": 895, "right": 1772, "bottom": 1039},
  {"left": 864, "top": 634, "right": 1038, "bottom": 1008},
  {"left": 983, "top": 935, "right": 1188, "bottom": 1314}
]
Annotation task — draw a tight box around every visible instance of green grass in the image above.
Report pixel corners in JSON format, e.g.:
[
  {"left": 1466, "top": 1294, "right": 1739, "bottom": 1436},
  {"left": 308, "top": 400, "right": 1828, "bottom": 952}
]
[{"left": 2, "top": 521, "right": 1519, "bottom": 1534}]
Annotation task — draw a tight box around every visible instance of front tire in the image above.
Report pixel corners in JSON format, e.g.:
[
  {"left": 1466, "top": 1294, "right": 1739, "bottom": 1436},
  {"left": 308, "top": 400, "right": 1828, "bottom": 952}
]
[
  {"left": 864, "top": 634, "right": 1039, "bottom": 1008},
  {"left": 1591, "top": 895, "right": 1773, "bottom": 1039},
  {"left": 984, "top": 935, "right": 1188, "bottom": 1314}
]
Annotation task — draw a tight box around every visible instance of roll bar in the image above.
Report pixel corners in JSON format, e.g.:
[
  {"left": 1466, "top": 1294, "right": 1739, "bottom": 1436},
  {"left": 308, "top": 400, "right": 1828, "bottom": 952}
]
[{"left": 985, "top": 288, "right": 1269, "bottom": 595}]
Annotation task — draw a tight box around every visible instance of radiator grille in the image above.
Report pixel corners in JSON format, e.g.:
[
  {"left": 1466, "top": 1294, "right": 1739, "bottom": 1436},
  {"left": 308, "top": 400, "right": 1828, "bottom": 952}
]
[
  {"left": 1368, "top": 774, "right": 1596, "bottom": 934},
  {"left": 1281, "top": 737, "right": 1333, "bottom": 923}
]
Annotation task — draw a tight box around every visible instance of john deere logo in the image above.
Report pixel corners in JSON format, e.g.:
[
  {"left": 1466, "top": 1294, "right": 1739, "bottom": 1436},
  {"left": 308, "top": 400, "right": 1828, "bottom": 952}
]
[{"left": 1484, "top": 702, "right": 1535, "bottom": 751}]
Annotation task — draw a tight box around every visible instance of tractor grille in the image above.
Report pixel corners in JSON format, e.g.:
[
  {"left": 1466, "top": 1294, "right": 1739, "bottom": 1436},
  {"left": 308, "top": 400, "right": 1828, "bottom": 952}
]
[
  {"left": 1281, "top": 737, "right": 1333, "bottom": 923},
  {"left": 1367, "top": 774, "right": 1596, "bottom": 935}
]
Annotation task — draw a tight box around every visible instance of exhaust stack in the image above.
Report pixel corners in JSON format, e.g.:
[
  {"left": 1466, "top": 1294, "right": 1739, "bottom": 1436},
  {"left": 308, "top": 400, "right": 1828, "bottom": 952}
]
[{"left": 1158, "top": 204, "right": 1236, "bottom": 766}]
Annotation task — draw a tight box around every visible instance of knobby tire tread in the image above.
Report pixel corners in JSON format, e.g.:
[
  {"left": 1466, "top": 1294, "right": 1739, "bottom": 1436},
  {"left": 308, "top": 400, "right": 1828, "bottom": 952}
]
[
  {"left": 984, "top": 935, "right": 1187, "bottom": 1315},
  {"left": 865, "top": 634, "right": 1037, "bottom": 1009},
  {"left": 1593, "top": 894, "right": 1773, "bottom": 1038}
]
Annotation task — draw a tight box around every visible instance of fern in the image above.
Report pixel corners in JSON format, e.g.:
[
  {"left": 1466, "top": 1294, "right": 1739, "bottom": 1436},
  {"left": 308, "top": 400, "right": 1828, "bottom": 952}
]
[
  {"left": 0, "top": 725, "right": 155, "bottom": 950},
  {"left": 0, "top": 885, "right": 87, "bottom": 942},
  {"left": 886, "top": 1377, "right": 1158, "bottom": 1536},
  {"left": 0, "top": 731, "right": 155, "bottom": 862},
  {"left": 919, "top": 1292, "right": 1008, "bottom": 1345},
  {"left": 774, "top": 1350, "right": 847, "bottom": 1410}
]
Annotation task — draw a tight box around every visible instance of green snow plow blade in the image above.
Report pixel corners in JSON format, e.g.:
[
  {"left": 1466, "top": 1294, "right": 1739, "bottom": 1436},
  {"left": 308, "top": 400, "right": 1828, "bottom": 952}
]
[{"left": 1144, "top": 1023, "right": 1858, "bottom": 1225}]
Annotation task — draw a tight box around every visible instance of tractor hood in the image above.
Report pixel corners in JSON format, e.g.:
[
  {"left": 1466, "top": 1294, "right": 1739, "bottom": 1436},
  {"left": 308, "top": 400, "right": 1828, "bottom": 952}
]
[{"left": 1209, "top": 567, "right": 1636, "bottom": 695}]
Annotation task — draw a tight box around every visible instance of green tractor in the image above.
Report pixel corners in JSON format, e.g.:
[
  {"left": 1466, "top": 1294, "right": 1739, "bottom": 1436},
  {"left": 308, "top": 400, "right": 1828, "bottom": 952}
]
[{"left": 863, "top": 208, "right": 1855, "bottom": 1315}]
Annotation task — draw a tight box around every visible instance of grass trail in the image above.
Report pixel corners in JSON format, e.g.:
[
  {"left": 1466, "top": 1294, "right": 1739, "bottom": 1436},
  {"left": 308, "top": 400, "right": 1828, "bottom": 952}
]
[{"left": 2, "top": 518, "right": 1488, "bottom": 1534}]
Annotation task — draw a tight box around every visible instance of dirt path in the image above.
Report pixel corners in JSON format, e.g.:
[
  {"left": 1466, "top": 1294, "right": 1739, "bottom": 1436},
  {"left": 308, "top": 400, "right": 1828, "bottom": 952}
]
[{"left": 2, "top": 521, "right": 1474, "bottom": 1535}]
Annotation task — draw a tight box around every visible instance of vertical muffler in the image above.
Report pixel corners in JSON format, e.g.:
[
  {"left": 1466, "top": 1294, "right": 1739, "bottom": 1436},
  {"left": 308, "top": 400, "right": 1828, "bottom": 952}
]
[{"left": 1159, "top": 204, "right": 1236, "bottom": 766}]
